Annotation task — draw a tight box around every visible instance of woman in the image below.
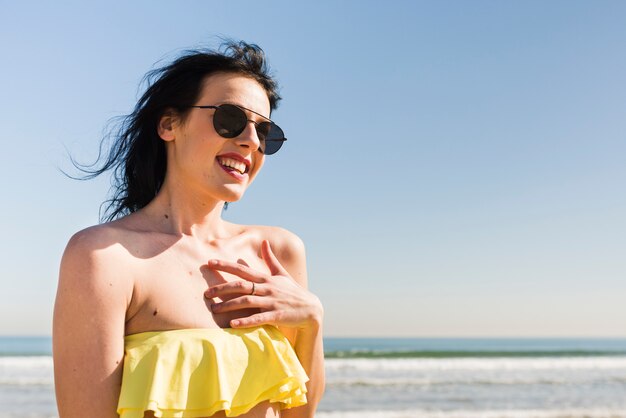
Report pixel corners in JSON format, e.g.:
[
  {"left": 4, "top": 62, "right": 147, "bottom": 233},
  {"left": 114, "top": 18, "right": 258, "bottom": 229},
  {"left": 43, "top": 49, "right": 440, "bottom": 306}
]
[{"left": 53, "top": 41, "right": 324, "bottom": 418}]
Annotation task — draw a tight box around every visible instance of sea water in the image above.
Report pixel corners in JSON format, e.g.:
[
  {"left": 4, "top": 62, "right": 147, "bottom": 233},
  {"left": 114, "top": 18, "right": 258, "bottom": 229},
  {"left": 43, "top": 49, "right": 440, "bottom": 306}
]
[
  {"left": 318, "top": 338, "right": 626, "bottom": 418},
  {"left": 0, "top": 337, "right": 54, "bottom": 418},
  {"left": 1, "top": 337, "right": 626, "bottom": 418}
]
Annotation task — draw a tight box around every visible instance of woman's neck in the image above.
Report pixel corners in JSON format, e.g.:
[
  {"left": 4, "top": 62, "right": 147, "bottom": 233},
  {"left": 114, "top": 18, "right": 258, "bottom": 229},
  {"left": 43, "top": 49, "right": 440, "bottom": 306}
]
[{"left": 140, "top": 185, "right": 232, "bottom": 242}]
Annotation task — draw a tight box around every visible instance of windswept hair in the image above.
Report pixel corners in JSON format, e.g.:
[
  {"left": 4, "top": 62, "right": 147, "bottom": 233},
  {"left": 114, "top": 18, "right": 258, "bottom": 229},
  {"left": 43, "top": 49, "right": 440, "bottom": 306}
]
[{"left": 75, "top": 40, "right": 281, "bottom": 222}]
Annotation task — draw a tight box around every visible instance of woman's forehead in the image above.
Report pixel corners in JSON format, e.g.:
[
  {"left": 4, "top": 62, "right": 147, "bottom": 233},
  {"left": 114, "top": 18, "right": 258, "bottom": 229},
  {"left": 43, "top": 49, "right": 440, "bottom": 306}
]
[{"left": 199, "top": 73, "right": 271, "bottom": 117}]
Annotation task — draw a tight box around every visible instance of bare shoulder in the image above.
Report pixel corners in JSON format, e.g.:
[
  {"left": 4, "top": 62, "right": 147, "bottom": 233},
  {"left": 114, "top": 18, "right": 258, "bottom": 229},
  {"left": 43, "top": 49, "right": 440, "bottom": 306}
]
[
  {"left": 248, "top": 225, "right": 308, "bottom": 286},
  {"left": 257, "top": 225, "right": 305, "bottom": 257},
  {"left": 60, "top": 221, "right": 135, "bottom": 299},
  {"left": 63, "top": 221, "right": 131, "bottom": 266},
  {"left": 64, "top": 222, "right": 125, "bottom": 256}
]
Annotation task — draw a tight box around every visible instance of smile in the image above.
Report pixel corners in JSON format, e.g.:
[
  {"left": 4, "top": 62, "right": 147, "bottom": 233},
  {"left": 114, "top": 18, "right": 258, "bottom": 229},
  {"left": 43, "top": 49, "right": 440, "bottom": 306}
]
[
  {"left": 216, "top": 153, "right": 251, "bottom": 179},
  {"left": 218, "top": 157, "right": 248, "bottom": 174}
]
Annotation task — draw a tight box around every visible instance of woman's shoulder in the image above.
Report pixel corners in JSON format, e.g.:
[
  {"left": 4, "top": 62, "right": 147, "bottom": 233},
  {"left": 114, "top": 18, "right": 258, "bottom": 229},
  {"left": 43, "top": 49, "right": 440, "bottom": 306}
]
[
  {"left": 244, "top": 224, "right": 306, "bottom": 257},
  {"left": 240, "top": 224, "right": 308, "bottom": 285},
  {"left": 64, "top": 219, "right": 135, "bottom": 256},
  {"left": 58, "top": 220, "right": 137, "bottom": 308},
  {"left": 62, "top": 216, "right": 146, "bottom": 276}
]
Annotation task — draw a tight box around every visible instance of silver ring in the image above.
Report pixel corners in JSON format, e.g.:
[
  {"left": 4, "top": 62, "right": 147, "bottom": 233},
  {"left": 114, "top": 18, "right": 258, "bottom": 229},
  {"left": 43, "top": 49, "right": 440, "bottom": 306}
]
[{"left": 250, "top": 282, "right": 255, "bottom": 296}]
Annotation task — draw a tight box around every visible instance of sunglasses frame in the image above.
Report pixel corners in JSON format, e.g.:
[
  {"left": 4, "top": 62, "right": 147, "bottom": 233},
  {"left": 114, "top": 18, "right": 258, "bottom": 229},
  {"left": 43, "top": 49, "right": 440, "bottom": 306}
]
[{"left": 188, "top": 103, "right": 287, "bottom": 155}]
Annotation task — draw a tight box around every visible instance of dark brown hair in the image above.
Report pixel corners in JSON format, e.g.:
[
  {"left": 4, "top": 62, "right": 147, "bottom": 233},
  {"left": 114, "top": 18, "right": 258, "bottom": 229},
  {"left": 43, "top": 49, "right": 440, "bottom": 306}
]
[{"left": 76, "top": 40, "right": 281, "bottom": 221}]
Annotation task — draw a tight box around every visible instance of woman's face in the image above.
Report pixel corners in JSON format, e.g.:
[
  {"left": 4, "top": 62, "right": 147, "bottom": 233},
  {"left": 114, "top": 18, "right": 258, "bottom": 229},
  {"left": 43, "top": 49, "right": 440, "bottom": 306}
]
[{"left": 160, "top": 72, "right": 271, "bottom": 203}]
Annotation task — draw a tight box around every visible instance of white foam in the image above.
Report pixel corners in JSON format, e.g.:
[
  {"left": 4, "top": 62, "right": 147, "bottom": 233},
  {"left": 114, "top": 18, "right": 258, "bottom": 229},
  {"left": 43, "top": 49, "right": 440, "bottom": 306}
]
[
  {"left": 0, "top": 356, "right": 54, "bottom": 387},
  {"left": 324, "top": 376, "right": 608, "bottom": 387},
  {"left": 0, "top": 377, "right": 53, "bottom": 386},
  {"left": 325, "top": 356, "right": 626, "bottom": 372},
  {"left": 315, "top": 409, "right": 626, "bottom": 418},
  {"left": 0, "top": 356, "right": 53, "bottom": 369}
]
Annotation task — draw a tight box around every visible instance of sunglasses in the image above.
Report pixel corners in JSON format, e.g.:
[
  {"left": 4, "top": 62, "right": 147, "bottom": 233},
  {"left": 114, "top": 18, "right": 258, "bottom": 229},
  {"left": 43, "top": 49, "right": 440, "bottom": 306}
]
[{"left": 189, "top": 103, "right": 287, "bottom": 155}]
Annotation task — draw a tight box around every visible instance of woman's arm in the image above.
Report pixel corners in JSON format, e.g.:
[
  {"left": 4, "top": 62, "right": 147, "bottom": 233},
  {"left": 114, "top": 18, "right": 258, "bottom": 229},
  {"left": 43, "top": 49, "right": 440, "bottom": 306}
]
[
  {"left": 269, "top": 232, "right": 325, "bottom": 418},
  {"left": 53, "top": 228, "right": 132, "bottom": 418}
]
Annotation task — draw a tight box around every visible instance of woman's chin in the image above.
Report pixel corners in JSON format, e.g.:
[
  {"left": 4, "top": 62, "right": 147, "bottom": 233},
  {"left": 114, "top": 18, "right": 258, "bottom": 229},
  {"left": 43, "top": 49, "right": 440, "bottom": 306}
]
[{"left": 218, "top": 185, "right": 248, "bottom": 203}]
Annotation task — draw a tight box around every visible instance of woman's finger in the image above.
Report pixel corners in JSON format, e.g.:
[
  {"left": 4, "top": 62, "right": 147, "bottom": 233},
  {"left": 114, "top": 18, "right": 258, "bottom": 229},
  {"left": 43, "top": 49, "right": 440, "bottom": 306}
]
[
  {"left": 207, "top": 259, "right": 266, "bottom": 283},
  {"left": 261, "top": 240, "right": 289, "bottom": 276},
  {"left": 204, "top": 279, "right": 264, "bottom": 299},
  {"left": 230, "top": 311, "right": 276, "bottom": 328},
  {"left": 210, "top": 295, "right": 271, "bottom": 313}
]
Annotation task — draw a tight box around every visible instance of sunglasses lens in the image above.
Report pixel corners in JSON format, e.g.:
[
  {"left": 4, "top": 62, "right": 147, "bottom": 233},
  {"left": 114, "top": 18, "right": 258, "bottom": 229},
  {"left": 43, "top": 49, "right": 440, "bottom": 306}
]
[
  {"left": 260, "top": 123, "right": 285, "bottom": 155},
  {"left": 255, "top": 122, "right": 271, "bottom": 142},
  {"left": 213, "top": 104, "right": 246, "bottom": 138},
  {"left": 212, "top": 104, "right": 286, "bottom": 155}
]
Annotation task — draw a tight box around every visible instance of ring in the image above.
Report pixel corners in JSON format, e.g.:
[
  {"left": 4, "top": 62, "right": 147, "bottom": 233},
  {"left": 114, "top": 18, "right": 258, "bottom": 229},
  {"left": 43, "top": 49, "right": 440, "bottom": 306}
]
[{"left": 250, "top": 282, "right": 255, "bottom": 296}]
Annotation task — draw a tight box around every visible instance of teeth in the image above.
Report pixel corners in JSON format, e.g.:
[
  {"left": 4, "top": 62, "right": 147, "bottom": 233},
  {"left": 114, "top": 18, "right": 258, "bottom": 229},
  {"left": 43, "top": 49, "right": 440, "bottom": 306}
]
[{"left": 218, "top": 157, "right": 246, "bottom": 175}]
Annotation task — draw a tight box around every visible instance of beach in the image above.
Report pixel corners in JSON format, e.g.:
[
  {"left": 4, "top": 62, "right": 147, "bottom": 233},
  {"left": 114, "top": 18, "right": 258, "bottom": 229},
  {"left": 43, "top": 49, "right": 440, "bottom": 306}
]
[{"left": 2, "top": 337, "right": 626, "bottom": 418}]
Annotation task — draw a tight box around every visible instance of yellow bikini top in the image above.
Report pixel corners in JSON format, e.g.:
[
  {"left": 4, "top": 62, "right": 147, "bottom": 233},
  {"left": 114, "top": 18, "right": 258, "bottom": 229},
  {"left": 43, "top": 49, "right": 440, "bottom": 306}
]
[{"left": 117, "top": 325, "right": 309, "bottom": 418}]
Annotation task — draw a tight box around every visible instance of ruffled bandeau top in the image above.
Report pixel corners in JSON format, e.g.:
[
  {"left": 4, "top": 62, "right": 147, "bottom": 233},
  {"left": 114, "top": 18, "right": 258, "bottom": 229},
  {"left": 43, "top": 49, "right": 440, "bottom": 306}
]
[{"left": 117, "top": 325, "right": 309, "bottom": 418}]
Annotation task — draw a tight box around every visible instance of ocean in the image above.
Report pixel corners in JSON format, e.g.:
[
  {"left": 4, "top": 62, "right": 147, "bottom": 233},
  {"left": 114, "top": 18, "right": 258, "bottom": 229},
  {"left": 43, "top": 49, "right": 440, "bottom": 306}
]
[{"left": 1, "top": 336, "right": 626, "bottom": 418}]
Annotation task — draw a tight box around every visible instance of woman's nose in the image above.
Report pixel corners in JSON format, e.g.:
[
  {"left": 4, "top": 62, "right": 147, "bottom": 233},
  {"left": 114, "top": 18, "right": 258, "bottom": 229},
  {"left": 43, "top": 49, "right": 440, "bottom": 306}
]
[{"left": 234, "top": 121, "right": 262, "bottom": 151}]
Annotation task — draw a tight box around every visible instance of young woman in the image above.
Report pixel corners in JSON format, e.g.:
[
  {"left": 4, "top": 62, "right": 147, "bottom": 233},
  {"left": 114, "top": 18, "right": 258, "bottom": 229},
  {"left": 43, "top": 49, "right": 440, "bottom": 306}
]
[{"left": 53, "top": 41, "right": 324, "bottom": 418}]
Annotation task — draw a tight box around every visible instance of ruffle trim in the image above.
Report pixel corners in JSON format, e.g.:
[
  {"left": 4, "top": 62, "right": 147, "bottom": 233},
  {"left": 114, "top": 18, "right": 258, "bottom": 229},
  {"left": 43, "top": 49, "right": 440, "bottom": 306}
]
[
  {"left": 117, "top": 326, "right": 308, "bottom": 418},
  {"left": 118, "top": 376, "right": 306, "bottom": 417}
]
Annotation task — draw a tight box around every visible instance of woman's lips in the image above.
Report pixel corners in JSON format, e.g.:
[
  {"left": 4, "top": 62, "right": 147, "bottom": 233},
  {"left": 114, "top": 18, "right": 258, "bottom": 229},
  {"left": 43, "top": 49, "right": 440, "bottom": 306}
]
[
  {"left": 217, "top": 153, "right": 251, "bottom": 171},
  {"left": 217, "top": 156, "right": 248, "bottom": 174},
  {"left": 216, "top": 158, "right": 247, "bottom": 182}
]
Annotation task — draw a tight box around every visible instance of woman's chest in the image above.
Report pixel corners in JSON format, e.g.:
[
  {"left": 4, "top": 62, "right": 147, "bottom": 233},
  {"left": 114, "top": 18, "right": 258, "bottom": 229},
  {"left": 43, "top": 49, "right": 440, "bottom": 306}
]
[{"left": 124, "top": 243, "right": 269, "bottom": 334}]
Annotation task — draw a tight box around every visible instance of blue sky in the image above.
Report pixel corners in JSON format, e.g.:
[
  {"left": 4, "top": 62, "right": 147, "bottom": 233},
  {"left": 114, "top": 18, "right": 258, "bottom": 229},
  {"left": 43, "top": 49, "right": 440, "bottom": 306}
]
[{"left": 1, "top": 1, "right": 625, "bottom": 337}]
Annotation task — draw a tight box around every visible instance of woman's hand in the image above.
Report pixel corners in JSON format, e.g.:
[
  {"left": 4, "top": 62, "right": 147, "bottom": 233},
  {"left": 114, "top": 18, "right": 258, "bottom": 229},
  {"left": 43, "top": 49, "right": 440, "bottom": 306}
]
[{"left": 204, "top": 239, "right": 323, "bottom": 329}]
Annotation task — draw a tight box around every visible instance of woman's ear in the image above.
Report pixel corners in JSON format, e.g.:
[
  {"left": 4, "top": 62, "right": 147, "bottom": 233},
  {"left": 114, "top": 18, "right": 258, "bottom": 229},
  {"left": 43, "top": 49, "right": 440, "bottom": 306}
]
[{"left": 157, "top": 110, "right": 178, "bottom": 142}]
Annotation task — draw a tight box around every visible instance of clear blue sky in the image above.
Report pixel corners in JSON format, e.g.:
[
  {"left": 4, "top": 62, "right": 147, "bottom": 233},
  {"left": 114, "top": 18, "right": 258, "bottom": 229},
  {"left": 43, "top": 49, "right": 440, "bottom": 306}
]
[{"left": 1, "top": 0, "right": 625, "bottom": 337}]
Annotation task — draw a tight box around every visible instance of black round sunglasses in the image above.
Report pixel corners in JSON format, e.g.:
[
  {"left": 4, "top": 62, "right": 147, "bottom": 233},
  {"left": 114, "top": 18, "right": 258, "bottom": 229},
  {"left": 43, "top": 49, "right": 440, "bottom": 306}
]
[{"left": 189, "top": 103, "right": 287, "bottom": 155}]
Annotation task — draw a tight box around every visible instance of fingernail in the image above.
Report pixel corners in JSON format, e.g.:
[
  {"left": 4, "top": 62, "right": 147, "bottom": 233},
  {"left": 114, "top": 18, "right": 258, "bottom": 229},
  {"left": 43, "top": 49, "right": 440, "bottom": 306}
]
[{"left": 231, "top": 320, "right": 240, "bottom": 326}]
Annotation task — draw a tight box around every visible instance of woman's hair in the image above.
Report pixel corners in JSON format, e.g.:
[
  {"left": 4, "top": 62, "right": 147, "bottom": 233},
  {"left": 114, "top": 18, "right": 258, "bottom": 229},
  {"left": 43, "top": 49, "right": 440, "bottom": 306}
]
[{"left": 76, "top": 40, "right": 281, "bottom": 221}]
